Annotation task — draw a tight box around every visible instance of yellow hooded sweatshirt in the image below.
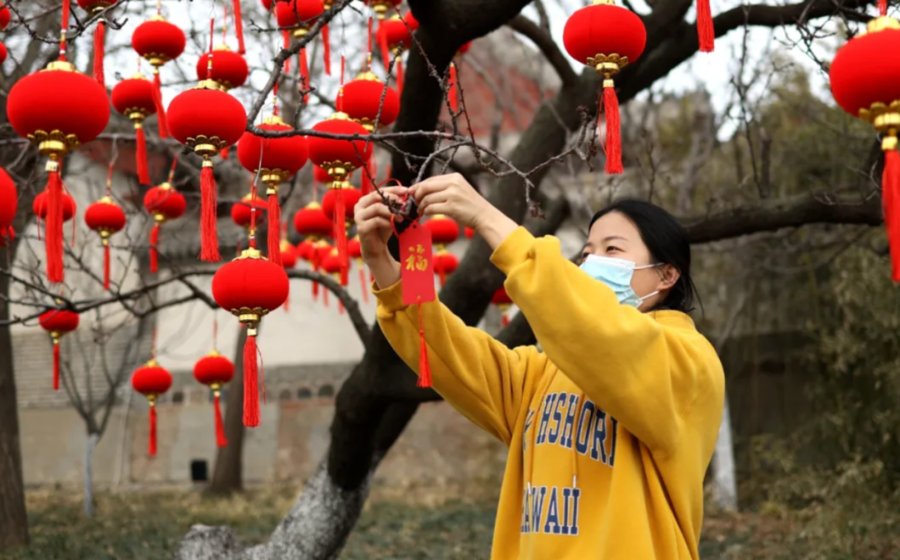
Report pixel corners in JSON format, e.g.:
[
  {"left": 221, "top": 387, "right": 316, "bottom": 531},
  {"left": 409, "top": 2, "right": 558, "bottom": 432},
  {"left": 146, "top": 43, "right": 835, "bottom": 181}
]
[{"left": 375, "top": 227, "right": 725, "bottom": 559}]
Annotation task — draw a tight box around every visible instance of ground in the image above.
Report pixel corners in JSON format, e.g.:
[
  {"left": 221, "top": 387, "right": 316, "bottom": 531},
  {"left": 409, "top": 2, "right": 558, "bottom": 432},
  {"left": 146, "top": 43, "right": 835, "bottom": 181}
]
[{"left": 0, "top": 487, "right": 896, "bottom": 559}]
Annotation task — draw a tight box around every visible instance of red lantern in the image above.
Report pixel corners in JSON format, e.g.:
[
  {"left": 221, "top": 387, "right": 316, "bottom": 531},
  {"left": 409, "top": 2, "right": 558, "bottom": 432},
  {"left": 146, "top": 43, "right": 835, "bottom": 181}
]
[
  {"left": 193, "top": 351, "right": 235, "bottom": 448},
  {"left": 33, "top": 190, "right": 76, "bottom": 222},
  {"left": 144, "top": 182, "right": 186, "bottom": 272},
  {"left": 8, "top": 60, "right": 110, "bottom": 283},
  {"left": 307, "top": 114, "right": 372, "bottom": 181},
  {"left": 433, "top": 249, "right": 458, "bottom": 287},
  {"left": 0, "top": 42, "right": 7, "bottom": 65},
  {"left": 0, "top": 3, "right": 10, "bottom": 31},
  {"left": 230, "top": 192, "right": 268, "bottom": 229},
  {"left": 296, "top": 238, "right": 315, "bottom": 261},
  {"left": 293, "top": 201, "right": 332, "bottom": 237},
  {"left": 365, "top": 0, "right": 402, "bottom": 20},
  {"left": 112, "top": 75, "right": 157, "bottom": 185},
  {"left": 84, "top": 196, "right": 126, "bottom": 290},
  {"left": 338, "top": 70, "right": 400, "bottom": 131},
  {"left": 563, "top": 0, "right": 646, "bottom": 175},
  {"left": 831, "top": 15, "right": 900, "bottom": 281},
  {"left": 197, "top": 45, "right": 249, "bottom": 90},
  {"left": 424, "top": 214, "right": 459, "bottom": 247},
  {"left": 377, "top": 13, "right": 413, "bottom": 91},
  {"left": 39, "top": 307, "right": 79, "bottom": 391},
  {"left": 132, "top": 359, "right": 173, "bottom": 456},
  {"left": 464, "top": 226, "right": 474, "bottom": 239},
  {"left": 0, "top": 167, "right": 17, "bottom": 245},
  {"left": 261, "top": 0, "right": 273, "bottom": 10},
  {"left": 212, "top": 249, "right": 289, "bottom": 427},
  {"left": 491, "top": 286, "right": 513, "bottom": 327},
  {"left": 132, "top": 14, "right": 186, "bottom": 137},
  {"left": 237, "top": 115, "right": 308, "bottom": 264},
  {"left": 167, "top": 82, "right": 248, "bottom": 262},
  {"left": 280, "top": 239, "right": 298, "bottom": 269},
  {"left": 321, "top": 183, "right": 362, "bottom": 285},
  {"left": 76, "top": 0, "right": 115, "bottom": 86},
  {"left": 275, "top": 0, "right": 330, "bottom": 80}
]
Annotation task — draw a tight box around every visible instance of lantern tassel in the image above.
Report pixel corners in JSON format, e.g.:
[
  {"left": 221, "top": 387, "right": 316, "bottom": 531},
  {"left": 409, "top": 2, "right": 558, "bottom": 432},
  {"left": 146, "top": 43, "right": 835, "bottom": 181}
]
[
  {"left": 214, "top": 392, "right": 228, "bottom": 447},
  {"left": 152, "top": 70, "right": 169, "bottom": 138},
  {"left": 93, "top": 20, "right": 106, "bottom": 86},
  {"left": 200, "top": 161, "right": 221, "bottom": 262},
  {"left": 233, "top": 0, "right": 246, "bottom": 54},
  {"left": 883, "top": 148, "right": 900, "bottom": 281},
  {"left": 322, "top": 24, "right": 331, "bottom": 76},
  {"left": 396, "top": 59, "right": 404, "bottom": 94},
  {"left": 52, "top": 341, "right": 61, "bottom": 391},
  {"left": 103, "top": 243, "right": 111, "bottom": 291},
  {"left": 322, "top": 283, "right": 329, "bottom": 307},
  {"left": 299, "top": 48, "right": 310, "bottom": 103},
  {"left": 448, "top": 62, "right": 459, "bottom": 112},
  {"left": 334, "top": 192, "right": 349, "bottom": 286},
  {"left": 45, "top": 163, "right": 65, "bottom": 283},
  {"left": 148, "top": 402, "right": 157, "bottom": 456},
  {"left": 267, "top": 190, "right": 282, "bottom": 266},
  {"left": 359, "top": 265, "right": 369, "bottom": 304},
  {"left": 149, "top": 223, "right": 160, "bottom": 273},
  {"left": 878, "top": 0, "right": 887, "bottom": 16},
  {"left": 602, "top": 81, "right": 623, "bottom": 175},
  {"left": 439, "top": 269, "right": 446, "bottom": 287},
  {"left": 136, "top": 124, "right": 150, "bottom": 185},
  {"left": 501, "top": 313, "right": 510, "bottom": 328},
  {"left": 416, "top": 304, "right": 432, "bottom": 388},
  {"left": 243, "top": 330, "right": 260, "bottom": 427},
  {"left": 696, "top": 0, "right": 715, "bottom": 53}
]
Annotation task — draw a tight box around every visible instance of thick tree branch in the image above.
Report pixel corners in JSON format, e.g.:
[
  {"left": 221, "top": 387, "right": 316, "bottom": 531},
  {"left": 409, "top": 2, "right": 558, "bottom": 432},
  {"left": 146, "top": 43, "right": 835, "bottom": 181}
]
[{"left": 507, "top": 15, "right": 577, "bottom": 88}]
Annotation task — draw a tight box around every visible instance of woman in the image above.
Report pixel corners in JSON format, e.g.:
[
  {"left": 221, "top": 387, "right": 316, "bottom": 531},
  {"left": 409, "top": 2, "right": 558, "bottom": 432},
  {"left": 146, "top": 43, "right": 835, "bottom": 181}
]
[{"left": 355, "top": 174, "right": 725, "bottom": 559}]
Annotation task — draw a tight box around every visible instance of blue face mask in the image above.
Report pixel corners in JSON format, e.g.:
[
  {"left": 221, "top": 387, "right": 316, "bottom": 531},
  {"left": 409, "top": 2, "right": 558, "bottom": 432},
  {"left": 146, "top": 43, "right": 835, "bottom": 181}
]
[{"left": 579, "top": 255, "right": 661, "bottom": 308}]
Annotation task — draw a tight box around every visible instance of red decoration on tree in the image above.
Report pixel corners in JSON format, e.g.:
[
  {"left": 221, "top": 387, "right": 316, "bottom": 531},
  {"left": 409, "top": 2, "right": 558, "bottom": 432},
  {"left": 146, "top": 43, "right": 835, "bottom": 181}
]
[
  {"left": 338, "top": 70, "right": 400, "bottom": 131},
  {"left": 132, "top": 14, "right": 186, "bottom": 138},
  {"left": 365, "top": 0, "right": 402, "bottom": 20},
  {"left": 433, "top": 249, "right": 458, "bottom": 287},
  {"left": 563, "top": 0, "right": 646, "bottom": 175},
  {"left": 33, "top": 190, "right": 76, "bottom": 222},
  {"left": 0, "top": 167, "right": 17, "bottom": 245},
  {"left": 8, "top": 60, "right": 109, "bottom": 283},
  {"left": 275, "top": 0, "right": 330, "bottom": 79},
  {"left": 213, "top": 248, "right": 289, "bottom": 427},
  {"left": 112, "top": 75, "right": 158, "bottom": 185},
  {"left": 696, "top": 0, "right": 715, "bottom": 53},
  {"left": 143, "top": 182, "right": 186, "bottom": 272},
  {"left": 167, "top": 81, "right": 248, "bottom": 262},
  {"left": 320, "top": 246, "right": 345, "bottom": 313},
  {"left": 424, "top": 214, "right": 459, "bottom": 246},
  {"left": 491, "top": 286, "right": 513, "bottom": 327},
  {"left": 230, "top": 192, "right": 268, "bottom": 230},
  {"left": 347, "top": 235, "right": 369, "bottom": 303},
  {"left": 463, "top": 226, "right": 475, "bottom": 239},
  {"left": 232, "top": 0, "right": 246, "bottom": 54},
  {"left": 76, "top": 0, "right": 114, "bottom": 86},
  {"left": 322, "top": 184, "right": 362, "bottom": 285},
  {"left": 0, "top": 42, "right": 7, "bottom": 65},
  {"left": 193, "top": 351, "right": 235, "bottom": 448},
  {"left": 376, "top": 13, "right": 413, "bottom": 92},
  {"left": 0, "top": 3, "right": 10, "bottom": 31},
  {"left": 293, "top": 201, "right": 332, "bottom": 300},
  {"left": 197, "top": 45, "right": 249, "bottom": 90},
  {"left": 84, "top": 196, "right": 126, "bottom": 291},
  {"left": 39, "top": 307, "right": 79, "bottom": 391},
  {"left": 830, "top": 15, "right": 900, "bottom": 281},
  {"left": 132, "top": 359, "right": 173, "bottom": 456}
]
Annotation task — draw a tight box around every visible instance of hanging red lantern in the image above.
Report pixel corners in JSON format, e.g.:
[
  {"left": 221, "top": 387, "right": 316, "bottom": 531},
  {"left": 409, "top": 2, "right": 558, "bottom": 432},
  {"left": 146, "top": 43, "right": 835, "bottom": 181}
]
[
  {"left": 563, "top": 0, "right": 646, "bottom": 175},
  {"left": 433, "top": 249, "right": 458, "bottom": 287},
  {"left": 365, "top": 0, "right": 402, "bottom": 20},
  {"left": 0, "top": 167, "right": 17, "bottom": 245},
  {"left": 831, "top": 14, "right": 900, "bottom": 281},
  {"left": 33, "top": 190, "right": 77, "bottom": 222},
  {"left": 132, "top": 359, "right": 173, "bottom": 456},
  {"left": 197, "top": 45, "right": 249, "bottom": 90},
  {"left": 167, "top": 81, "right": 248, "bottom": 262},
  {"left": 463, "top": 226, "right": 474, "bottom": 239},
  {"left": 8, "top": 60, "right": 109, "bottom": 283},
  {"left": 313, "top": 164, "right": 332, "bottom": 186},
  {"left": 338, "top": 70, "right": 400, "bottom": 131},
  {"left": 346, "top": 234, "right": 370, "bottom": 303},
  {"left": 321, "top": 183, "right": 361, "bottom": 285},
  {"left": 212, "top": 248, "right": 289, "bottom": 427},
  {"left": 84, "top": 196, "right": 126, "bottom": 290},
  {"left": 132, "top": 13, "right": 186, "bottom": 137},
  {"left": 143, "top": 182, "right": 186, "bottom": 272},
  {"left": 0, "top": 42, "right": 8, "bottom": 65},
  {"left": 230, "top": 192, "right": 268, "bottom": 230},
  {"left": 76, "top": 0, "right": 114, "bottom": 86},
  {"left": 111, "top": 74, "right": 157, "bottom": 185},
  {"left": 491, "top": 286, "right": 513, "bottom": 327},
  {"left": 237, "top": 115, "right": 308, "bottom": 264},
  {"left": 193, "top": 350, "right": 235, "bottom": 448},
  {"left": 275, "top": 0, "right": 331, "bottom": 81},
  {"left": 280, "top": 239, "right": 298, "bottom": 268},
  {"left": 424, "top": 214, "right": 459, "bottom": 247},
  {"left": 0, "top": 3, "right": 10, "bottom": 31},
  {"left": 320, "top": 246, "right": 346, "bottom": 312},
  {"left": 38, "top": 306, "right": 79, "bottom": 391},
  {"left": 261, "top": 0, "right": 273, "bottom": 10},
  {"left": 296, "top": 238, "right": 315, "bottom": 262},
  {"left": 377, "top": 13, "right": 413, "bottom": 91},
  {"left": 293, "top": 201, "right": 332, "bottom": 237}
]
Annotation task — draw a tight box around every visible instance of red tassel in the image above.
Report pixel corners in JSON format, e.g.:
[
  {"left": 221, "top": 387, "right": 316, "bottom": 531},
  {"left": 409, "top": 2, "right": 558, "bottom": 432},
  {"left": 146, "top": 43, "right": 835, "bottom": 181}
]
[
  {"left": 448, "top": 62, "right": 459, "bottom": 112},
  {"left": 220, "top": 147, "right": 230, "bottom": 160},
  {"left": 152, "top": 71, "right": 169, "bottom": 138},
  {"left": 149, "top": 223, "right": 160, "bottom": 273},
  {"left": 45, "top": 163, "right": 65, "bottom": 283},
  {"left": 243, "top": 330, "right": 260, "bottom": 427},
  {"left": 396, "top": 59, "right": 404, "bottom": 94},
  {"left": 103, "top": 243, "right": 111, "bottom": 291},
  {"left": 52, "top": 341, "right": 60, "bottom": 391},
  {"left": 883, "top": 149, "right": 900, "bottom": 281},
  {"left": 299, "top": 48, "right": 310, "bottom": 103},
  {"left": 200, "top": 161, "right": 221, "bottom": 262},
  {"left": 878, "top": 0, "right": 887, "bottom": 16},
  {"left": 438, "top": 269, "right": 446, "bottom": 287},
  {"left": 322, "top": 24, "right": 331, "bottom": 76},
  {"left": 696, "top": 0, "right": 715, "bottom": 53},
  {"left": 501, "top": 314, "right": 510, "bottom": 328},
  {"left": 214, "top": 391, "right": 228, "bottom": 447},
  {"left": 379, "top": 29, "right": 391, "bottom": 81},
  {"left": 602, "top": 82, "right": 623, "bottom": 174},
  {"left": 267, "top": 190, "right": 281, "bottom": 265},
  {"left": 359, "top": 265, "right": 369, "bottom": 304},
  {"left": 148, "top": 403, "right": 158, "bottom": 456},
  {"left": 333, "top": 191, "right": 349, "bottom": 286},
  {"left": 232, "top": 0, "right": 246, "bottom": 54},
  {"left": 136, "top": 124, "right": 150, "bottom": 185},
  {"left": 322, "top": 283, "right": 329, "bottom": 307},
  {"left": 416, "top": 304, "right": 432, "bottom": 388},
  {"left": 361, "top": 162, "right": 373, "bottom": 195},
  {"left": 93, "top": 20, "right": 106, "bottom": 86}
]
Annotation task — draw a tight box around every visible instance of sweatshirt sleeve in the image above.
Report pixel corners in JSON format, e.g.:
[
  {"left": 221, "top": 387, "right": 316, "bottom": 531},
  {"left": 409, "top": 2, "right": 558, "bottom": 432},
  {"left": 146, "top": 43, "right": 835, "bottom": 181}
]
[
  {"left": 490, "top": 227, "right": 724, "bottom": 456},
  {"left": 375, "top": 280, "right": 545, "bottom": 445}
]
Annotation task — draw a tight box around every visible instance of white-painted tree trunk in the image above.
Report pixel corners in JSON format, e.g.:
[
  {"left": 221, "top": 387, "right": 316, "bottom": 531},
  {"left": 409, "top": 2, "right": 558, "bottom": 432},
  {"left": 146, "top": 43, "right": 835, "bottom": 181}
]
[
  {"left": 711, "top": 394, "right": 738, "bottom": 511},
  {"left": 84, "top": 432, "right": 99, "bottom": 518}
]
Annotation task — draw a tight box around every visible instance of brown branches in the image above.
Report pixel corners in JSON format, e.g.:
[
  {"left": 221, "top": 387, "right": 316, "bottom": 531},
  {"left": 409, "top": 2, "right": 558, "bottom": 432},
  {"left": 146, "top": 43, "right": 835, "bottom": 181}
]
[{"left": 507, "top": 15, "right": 577, "bottom": 89}]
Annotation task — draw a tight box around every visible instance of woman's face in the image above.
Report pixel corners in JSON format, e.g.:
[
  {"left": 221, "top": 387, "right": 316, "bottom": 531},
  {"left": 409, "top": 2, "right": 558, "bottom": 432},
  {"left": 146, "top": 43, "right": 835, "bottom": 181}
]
[{"left": 582, "top": 211, "right": 679, "bottom": 310}]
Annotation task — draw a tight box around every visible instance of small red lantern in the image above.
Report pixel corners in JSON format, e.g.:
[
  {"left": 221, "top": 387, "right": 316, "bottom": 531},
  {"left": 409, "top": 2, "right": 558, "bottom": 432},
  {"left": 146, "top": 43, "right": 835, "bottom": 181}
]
[
  {"left": 296, "top": 238, "right": 315, "bottom": 261},
  {"left": 112, "top": 74, "right": 158, "bottom": 185},
  {"left": 0, "top": 167, "right": 17, "bottom": 245},
  {"left": 464, "top": 226, "right": 474, "bottom": 239},
  {"left": 424, "top": 214, "right": 459, "bottom": 248},
  {"left": 144, "top": 182, "right": 186, "bottom": 272},
  {"left": 197, "top": 45, "right": 249, "bottom": 90},
  {"left": 193, "top": 350, "right": 235, "bottom": 448},
  {"left": 39, "top": 306, "right": 79, "bottom": 391},
  {"left": 132, "top": 359, "right": 173, "bottom": 456},
  {"left": 338, "top": 70, "right": 400, "bottom": 132},
  {"left": 8, "top": 60, "right": 110, "bottom": 283},
  {"left": 212, "top": 248, "right": 289, "bottom": 427},
  {"left": 321, "top": 184, "right": 362, "bottom": 285},
  {"left": 167, "top": 81, "right": 248, "bottom": 262},
  {"left": 280, "top": 240, "right": 298, "bottom": 269},
  {"left": 0, "top": 42, "right": 8, "bottom": 65},
  {"left": 314, "top": 164, "right": 332, "bottom": 185},
  {"left": 0, "top": 3, "right": 10, "bottom": 31},
  {"left": 237, "top": 115, "right": 308, "bottom": 264},
  {"left": 433, "top": 249, "right": 458, "bottom": 287},
  {"left": 563, "top": 0, "right": 646, "bottom": 175},
  {"left": 230, "top": 192, "right": 268, "bottom": 230},
  {"left": 293, "top": 201, "right": 332, "bottom": 238},
  {"left": 491, "top": 286, "right": 513, "bottom": 327},
  {"left": 831, "top": 14, "right": 900, "bottom": 281},
  {"left": 275, "top": 0, "right": 331, "bottom": 81},
  {"left": 76, "top": 0, "right": 115, "bottom": 86},
  {"left": 365, "top": 0, "right": 402, "bottom": 20},
  {"left": 33, "top": 190, "right": 76, "bottom": 222},
  {"left": 84, "top": 196, "right": 126, "bottom": 290},
  {"left": 132, "top": 13, "right": 186, "bottom": 137},
  {"left": 377, "top": 13, "right": 414, "bottom": 91},
  {"left": 308, "top": 114, "right": 373, "bottom": 181}
]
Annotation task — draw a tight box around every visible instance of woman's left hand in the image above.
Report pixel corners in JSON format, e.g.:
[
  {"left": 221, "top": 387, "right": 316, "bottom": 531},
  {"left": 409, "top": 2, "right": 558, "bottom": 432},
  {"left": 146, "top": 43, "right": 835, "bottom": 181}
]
[{"left": 410, "top": 173, "right": 498, "bottom": 230}]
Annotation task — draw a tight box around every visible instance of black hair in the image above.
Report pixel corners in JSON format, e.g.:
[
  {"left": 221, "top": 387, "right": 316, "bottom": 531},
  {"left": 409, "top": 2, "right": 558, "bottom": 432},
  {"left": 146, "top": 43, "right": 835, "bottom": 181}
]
[{"left": 589, "top": 199, "right": 698, "bottom": 314}]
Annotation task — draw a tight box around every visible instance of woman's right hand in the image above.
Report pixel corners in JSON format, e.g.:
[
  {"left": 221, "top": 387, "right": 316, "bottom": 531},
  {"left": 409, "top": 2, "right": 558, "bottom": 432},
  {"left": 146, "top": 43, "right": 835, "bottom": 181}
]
[{"left": 354, "top": 187, "right": 407, "bottom": 288}]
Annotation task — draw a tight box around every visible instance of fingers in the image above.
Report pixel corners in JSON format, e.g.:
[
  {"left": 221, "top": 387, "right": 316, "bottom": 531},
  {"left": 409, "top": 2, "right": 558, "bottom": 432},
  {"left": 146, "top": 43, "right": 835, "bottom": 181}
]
[{"left": 418, "top": 191, "right": 450, "bottom": 216}]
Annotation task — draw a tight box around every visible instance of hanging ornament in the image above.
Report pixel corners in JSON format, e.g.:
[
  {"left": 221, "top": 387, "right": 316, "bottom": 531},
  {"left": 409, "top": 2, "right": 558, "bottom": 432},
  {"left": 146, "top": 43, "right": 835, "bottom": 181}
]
[
  {"left": 0, "top": 42, "right": 7, "bottom": 65},
  {"left": 320, "top": 246, "right": 346, "bottom": 312},
  {"left": 143, "top": 182, "right": 187, "bottom": 272},
  {"left": 293, "top": 201, "right": 331, "bottom": 299},
  {"left": 280, "top": 239, "right": 298, "bottom": 269},
  {"left": 39, "top": 306, "right": 79, "bottom": 391},
  {"left": 338, "top": 69, "right": 400, "bottom": 131},
  {"left": 376, "top": 13, "right": 413, "bottom": 92},
  {"left": 321, "top": 184, "right": 361, "bottom": 285},
  {"left": 132, "top": 13, "right": 186, "bottom": 138},
  {"left": 563, "top": 0, "right": 646, "bottom": 175},
  {"left": 0, "top": 3, "right": 10, "bottom": 31},
  {"left": 33, "top": 190, "right": 77, "bottom": 223},
  {"left": 433, "top": 249, "right": 458, "bottom": 287},
  {"left": 261, "top": 0, "right": 273, "bottom": 11},
  {"left": 111, "top": 74, "right": 158, "bottom": 185},
  {"left": 275, "top": 0, "right": 330, "bottom": 82},
  {"left": 364, "top": 0, "right": 402, "bottom": 20},
  {"left": 237, "top": 115, "right": 308, "bottom": 264},
  {"left": 167, "top": 81, "right": 248, "bottom": 262},
  {"left": 232, "top": 0, "right": 246, "bottom": 54},
  {"left": 84, "top": 196, "right": 126, "bottom": 291},
  {"left": 424, "top": 214, "right": 459, "bottom": 247},
  {"left": 197, "top": 45, "right": 249, "bottom": 90},
  {"left": 75, "top": 0, "right": 114, "bottom": 86},
  {"left": 346, "top": 234, "right": 369, "bottom": 303},
  {"left": 0, "top": 167, "right": 17, "bottom": 245},
  {"left": 132, "top": 359, "right": 173, "bottom": 456},
  {"left": 193, "top": 350, "right": 235, "bottom": 448},
  {"left": 491, "top": 286, "right": 513, "bottom": 327},
  {"left": 463, "top": 226, "right": 475, "bottom": 239},
  {"left": 230, "top": 192, "right": 268, "bottom": 230},
  {"left": 830, "top": 13, "right": 900, "bottom": 281}
]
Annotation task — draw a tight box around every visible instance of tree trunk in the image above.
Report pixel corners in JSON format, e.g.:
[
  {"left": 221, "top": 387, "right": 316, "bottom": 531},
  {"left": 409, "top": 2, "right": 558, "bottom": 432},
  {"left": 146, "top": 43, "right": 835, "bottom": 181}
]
[
  {"left": 83, "top": 432, "right": 99, "bottom": 518},
  {"left": 711, "top": 393, "right": 738, "bottom": 511},
  {"left": 208, "top": 327, "right": 249, "bottom": 495}
]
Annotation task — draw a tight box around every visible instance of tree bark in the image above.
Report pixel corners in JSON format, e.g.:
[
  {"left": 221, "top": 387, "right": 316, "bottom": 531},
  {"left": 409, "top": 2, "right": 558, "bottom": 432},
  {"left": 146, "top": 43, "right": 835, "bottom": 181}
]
[
  {"left": 208, "top": 327, "right": 249, "bottom": 495},
  {"left": 83, "top": 432, "right": 99, "bottom": 518}
]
